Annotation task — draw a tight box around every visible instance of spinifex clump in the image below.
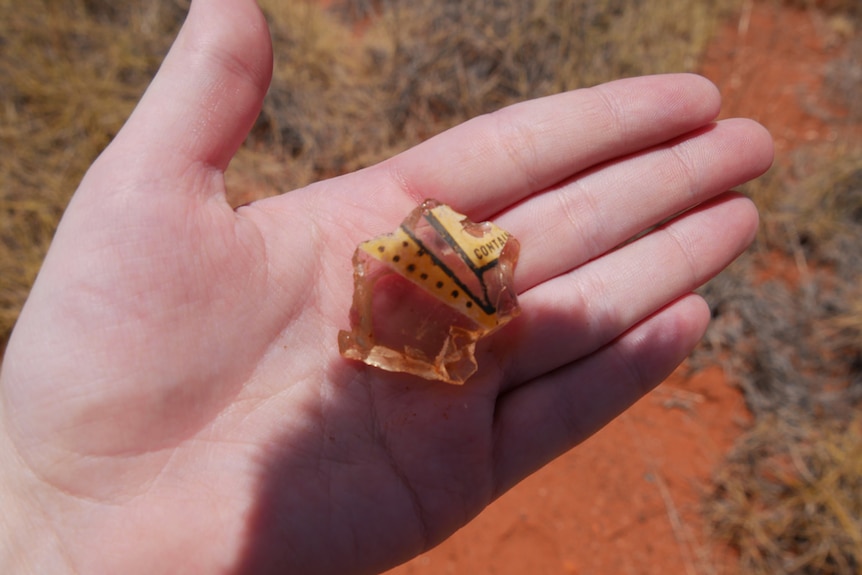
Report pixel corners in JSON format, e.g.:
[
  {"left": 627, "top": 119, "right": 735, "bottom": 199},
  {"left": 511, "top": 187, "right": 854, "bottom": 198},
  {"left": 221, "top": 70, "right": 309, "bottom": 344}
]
[{"left": 338, "top": 200, "right": 520, "bottom": 384}]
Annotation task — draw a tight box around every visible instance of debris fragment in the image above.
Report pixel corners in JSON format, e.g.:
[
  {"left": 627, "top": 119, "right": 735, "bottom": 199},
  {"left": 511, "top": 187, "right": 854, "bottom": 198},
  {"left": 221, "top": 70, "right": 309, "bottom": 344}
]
[{"left": 338, "top": 200, "right": 520, "bottom": 384}]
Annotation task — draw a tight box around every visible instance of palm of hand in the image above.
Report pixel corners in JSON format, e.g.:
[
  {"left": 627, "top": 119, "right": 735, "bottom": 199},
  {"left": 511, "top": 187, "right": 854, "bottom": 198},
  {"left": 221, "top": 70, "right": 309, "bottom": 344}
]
[
  {"left": 0, "top": 1, "right": 772, "bottom": 574},
  {"left": 5, "top": 164, "right": 519, "bottom": 573}
]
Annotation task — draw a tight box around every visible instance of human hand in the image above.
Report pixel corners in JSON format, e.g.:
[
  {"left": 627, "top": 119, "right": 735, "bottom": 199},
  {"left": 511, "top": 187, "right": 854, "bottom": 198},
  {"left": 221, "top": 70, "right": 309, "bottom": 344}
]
[{"left": 0, "top": 0, "right": 772, "bottom": 573}]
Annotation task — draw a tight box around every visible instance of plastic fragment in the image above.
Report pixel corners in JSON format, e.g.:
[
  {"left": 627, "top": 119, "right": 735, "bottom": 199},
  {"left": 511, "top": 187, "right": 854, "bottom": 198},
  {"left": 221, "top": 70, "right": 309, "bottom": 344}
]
[{"left": 338, "top": 199, "right": 520, "bottom": 384}]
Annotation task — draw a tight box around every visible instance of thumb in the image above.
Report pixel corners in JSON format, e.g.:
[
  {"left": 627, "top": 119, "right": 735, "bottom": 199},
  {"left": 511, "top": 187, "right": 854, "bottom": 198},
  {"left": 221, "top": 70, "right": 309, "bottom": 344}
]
[{"left": 101, "top": 0, "right": 273, "bottom": 190}]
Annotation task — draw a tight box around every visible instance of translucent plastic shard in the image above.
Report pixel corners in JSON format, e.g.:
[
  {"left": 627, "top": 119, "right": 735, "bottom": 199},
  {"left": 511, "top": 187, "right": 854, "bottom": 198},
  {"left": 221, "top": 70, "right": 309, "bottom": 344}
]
[{"left": 338, "top": 199, "right": 520, "bottom": 384}]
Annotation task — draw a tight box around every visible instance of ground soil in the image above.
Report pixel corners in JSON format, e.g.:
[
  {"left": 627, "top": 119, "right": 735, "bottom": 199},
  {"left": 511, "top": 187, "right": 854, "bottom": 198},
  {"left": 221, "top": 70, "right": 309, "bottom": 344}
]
[
  {"left": 700, "top": 0, "right": 858, "bottom": 151},
  {"left": 382, "top": 1, "right": 852, "bottom": 574},
  {"left": 385, "top": 367, "right": 748, "bottom": 575}
]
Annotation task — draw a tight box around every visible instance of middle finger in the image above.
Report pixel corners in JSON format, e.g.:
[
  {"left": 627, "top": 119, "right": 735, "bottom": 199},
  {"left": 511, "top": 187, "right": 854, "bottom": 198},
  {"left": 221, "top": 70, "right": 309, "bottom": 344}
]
[{"left": 496, "top": 118, "right": 772, "bottom": 293}]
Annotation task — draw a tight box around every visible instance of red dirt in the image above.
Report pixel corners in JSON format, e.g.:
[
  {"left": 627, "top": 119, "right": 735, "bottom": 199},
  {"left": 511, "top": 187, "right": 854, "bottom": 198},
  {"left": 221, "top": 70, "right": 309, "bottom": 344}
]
[
  {"left": 700, "top": 0, "right": 858, "bottom": 151},
  {"left": 383, "top": 2, "right": 853, "bottom": 574},
  {"left": 387, "top": 367, "right": 749, "bottom": 575}
]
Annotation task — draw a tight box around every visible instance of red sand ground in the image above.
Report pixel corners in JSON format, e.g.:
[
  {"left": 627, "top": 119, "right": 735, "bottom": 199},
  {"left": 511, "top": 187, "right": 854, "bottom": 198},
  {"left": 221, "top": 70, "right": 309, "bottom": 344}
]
[
  {"left": 382, "top": 2, "right": 851, "bottom": 574},
  {"left": 388, "top": 367, "right": 748, "bottom": 575}
]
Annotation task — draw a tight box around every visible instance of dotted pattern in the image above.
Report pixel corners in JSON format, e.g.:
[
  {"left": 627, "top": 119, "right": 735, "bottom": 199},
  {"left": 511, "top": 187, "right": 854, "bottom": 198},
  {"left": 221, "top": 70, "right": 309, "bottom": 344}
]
[{"left": 361, "top": 227, "right": 496, "bottom": 328}]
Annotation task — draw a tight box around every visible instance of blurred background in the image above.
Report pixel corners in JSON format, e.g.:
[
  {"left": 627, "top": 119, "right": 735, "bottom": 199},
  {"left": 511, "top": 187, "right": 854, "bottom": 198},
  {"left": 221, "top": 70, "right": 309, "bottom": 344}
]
[{"left": 1, "top": 0, "right": 860, "bottom": 573}]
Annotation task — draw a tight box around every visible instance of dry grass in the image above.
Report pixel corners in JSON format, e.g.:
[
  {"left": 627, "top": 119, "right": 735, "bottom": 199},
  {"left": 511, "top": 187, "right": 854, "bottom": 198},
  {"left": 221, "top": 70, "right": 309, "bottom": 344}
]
[
  {"left": 241, "top": 0, "right": 736, "bottom": 193},
  {"left": 353, "top": 0, "right": 731, "bottom": 144},
  {"left": 697, "top": 150, "right": 862, "bottom": 572},
  {"left": 696, "top": 2, "right": 862, "bottom": 566},
  {"left": 0, "top": 0, "right": 183, "bottom": 350},
  {"left": 701, "top": 150, "right": 862, "bottom": 572},
  {"left": 696, "top": 142, "right": 862, "bottom": 416},
  {"left": 708, "top": 416, "right": 862, "bottom": 574}
]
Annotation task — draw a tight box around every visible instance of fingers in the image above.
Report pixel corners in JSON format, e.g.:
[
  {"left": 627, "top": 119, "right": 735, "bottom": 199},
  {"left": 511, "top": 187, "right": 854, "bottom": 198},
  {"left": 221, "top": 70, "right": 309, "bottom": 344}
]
[
  {"left": 103, "top": 0, "right": 272, "bottom": 185},
  {"left": 500, "top": 117, "right": 773, "bottom": 291},
  {"left": 379, "top": 74, "right": 722, "bottom": 218},
  {"left": 491, "top": 292, "right": 711, "bottom": 496},
  {"left": 497, "top": 192, "right": 758, "bottom": 389}
]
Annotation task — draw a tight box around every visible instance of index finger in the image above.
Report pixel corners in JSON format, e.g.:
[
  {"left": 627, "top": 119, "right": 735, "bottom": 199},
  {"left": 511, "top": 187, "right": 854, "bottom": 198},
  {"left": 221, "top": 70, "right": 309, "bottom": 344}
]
[{"left": 374, "top": 73, "right": 722, "bottom": 219}]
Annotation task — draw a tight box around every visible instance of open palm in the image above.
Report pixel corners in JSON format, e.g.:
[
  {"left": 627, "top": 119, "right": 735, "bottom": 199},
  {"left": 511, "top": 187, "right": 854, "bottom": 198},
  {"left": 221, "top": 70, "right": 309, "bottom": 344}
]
[{"left": 0, "top": 0, "right": 772, "bottom": 573}]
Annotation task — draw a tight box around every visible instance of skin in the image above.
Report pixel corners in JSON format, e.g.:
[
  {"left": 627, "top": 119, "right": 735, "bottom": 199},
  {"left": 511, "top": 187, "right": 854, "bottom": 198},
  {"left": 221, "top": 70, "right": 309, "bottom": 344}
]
[{"left": 0, "top": 0, "right": 773, "bottom": 573}]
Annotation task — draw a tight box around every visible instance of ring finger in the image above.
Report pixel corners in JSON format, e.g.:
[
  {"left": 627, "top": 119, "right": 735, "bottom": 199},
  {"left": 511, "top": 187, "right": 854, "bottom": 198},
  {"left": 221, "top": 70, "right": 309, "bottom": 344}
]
[{"left": 492, "top": 191, "right": 758, "bottom": 391}]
